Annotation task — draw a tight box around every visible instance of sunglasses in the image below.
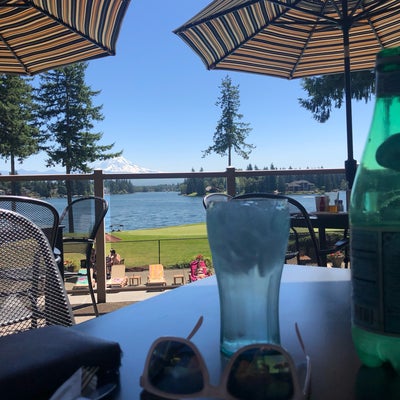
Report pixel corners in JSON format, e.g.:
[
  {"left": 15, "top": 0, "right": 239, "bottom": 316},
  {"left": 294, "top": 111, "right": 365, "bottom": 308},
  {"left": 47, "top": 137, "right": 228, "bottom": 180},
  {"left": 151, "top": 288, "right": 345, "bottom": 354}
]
[{"left": 140, "top": 316, "right": 311, "bottom": 400}]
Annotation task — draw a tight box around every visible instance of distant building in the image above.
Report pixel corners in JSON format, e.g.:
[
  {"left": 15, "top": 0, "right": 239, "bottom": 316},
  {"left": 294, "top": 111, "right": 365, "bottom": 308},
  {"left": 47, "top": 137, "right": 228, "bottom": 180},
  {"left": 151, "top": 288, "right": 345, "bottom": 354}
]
[{"left": 286, "top": 180, "right": 315, "bottom": 192}]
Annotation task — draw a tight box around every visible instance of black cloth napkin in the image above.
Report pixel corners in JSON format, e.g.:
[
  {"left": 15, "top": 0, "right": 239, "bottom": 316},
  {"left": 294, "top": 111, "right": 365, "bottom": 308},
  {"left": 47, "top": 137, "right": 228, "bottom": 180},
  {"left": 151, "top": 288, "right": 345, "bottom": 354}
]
[{"left": 0, "top": 325, "right": 122, "bottom": 399}]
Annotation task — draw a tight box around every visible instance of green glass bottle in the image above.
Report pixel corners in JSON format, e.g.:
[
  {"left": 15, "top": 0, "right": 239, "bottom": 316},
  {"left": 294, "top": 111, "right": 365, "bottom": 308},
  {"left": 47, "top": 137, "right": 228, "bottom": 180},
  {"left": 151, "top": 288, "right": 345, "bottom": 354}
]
[{"left": 350, "top": 47, "right": 400, "bottom": 373}]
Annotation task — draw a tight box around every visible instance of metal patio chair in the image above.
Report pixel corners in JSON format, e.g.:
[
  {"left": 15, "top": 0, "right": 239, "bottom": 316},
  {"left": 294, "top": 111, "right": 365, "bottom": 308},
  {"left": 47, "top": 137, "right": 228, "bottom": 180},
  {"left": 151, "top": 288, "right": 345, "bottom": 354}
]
[
  {"left": 60, "top": 196, "right": 109, "bottom": 317},
  {"left": 237, "top": 193, "right": 350, "bottom": 267},
  {"left": 0, "top": 209, "right": 74, "bottom": 337},
  {"left": 203, "top": 192, "right": 322, "bottom": 265},
  {"left": 233, "top": 193, "right": 323, "bottom": 266}
]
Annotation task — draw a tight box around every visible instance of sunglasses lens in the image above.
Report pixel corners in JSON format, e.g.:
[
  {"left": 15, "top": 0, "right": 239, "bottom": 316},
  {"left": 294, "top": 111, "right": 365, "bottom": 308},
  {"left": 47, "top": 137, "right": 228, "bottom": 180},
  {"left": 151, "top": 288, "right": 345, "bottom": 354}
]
[
  {"left": 227, "top": 348, "right": 295, "bottom": 400},
  {"left": 147, "top": 340, "right": 204, "bottom": 395}
]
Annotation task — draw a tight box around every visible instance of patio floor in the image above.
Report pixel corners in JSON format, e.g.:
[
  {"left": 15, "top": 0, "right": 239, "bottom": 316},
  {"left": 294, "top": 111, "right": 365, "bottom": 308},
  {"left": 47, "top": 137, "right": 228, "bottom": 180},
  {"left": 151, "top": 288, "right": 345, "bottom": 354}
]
[{"left": 68, "top": 268, "right": 190, "bottom": 323}]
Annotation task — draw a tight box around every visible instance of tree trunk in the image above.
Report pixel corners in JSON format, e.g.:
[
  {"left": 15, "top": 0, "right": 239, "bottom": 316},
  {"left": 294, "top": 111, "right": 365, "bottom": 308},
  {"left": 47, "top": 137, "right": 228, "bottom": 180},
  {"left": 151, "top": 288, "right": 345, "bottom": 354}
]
[{"left": 10, "top": 154, "right": 16, "bottom": 195}]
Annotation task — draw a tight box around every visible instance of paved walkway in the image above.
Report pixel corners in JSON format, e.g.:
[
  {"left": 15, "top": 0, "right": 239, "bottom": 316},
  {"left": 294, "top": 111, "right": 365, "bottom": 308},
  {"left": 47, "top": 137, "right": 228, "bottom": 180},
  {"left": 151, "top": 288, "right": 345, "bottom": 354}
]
[{"left": 68, "top": 268, "right": 191, "bottom": 323}]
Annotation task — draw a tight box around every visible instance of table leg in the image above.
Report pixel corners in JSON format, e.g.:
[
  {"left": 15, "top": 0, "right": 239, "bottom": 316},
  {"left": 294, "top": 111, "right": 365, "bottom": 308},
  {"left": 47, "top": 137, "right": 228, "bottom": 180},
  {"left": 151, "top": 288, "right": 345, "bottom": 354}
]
[{"left": 319, "top": 227, "right": 328, "bottom": 266}]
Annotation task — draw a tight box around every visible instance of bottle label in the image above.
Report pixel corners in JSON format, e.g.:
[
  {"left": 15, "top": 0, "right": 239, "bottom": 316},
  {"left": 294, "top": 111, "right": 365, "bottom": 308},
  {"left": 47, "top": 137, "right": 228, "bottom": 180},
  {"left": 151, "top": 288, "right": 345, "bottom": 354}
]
[{"left": 352, "top": 227, "right": 400, "bottom": 334}]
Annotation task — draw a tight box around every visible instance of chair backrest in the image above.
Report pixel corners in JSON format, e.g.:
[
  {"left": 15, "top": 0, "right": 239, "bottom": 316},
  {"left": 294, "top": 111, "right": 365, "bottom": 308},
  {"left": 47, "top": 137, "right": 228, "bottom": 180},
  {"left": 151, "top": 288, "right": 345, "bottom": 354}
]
[
  {"left": 0, "top": 209, "right": 74, "bottom": 336},
  {"left": 0, "top": 195, "right": 59, "bottom": 249},
  {"left": 203, "top": 193, "right": 232, "bottom": 209},
  {"left": 60, "top": 196, "right": 109, "bottom": 263},
  {"left": 110, "top": 264, "right": 126, "bottom": 279},
  {"left": 60, "top": 196, "right": 109, "bottom": 240},
  {"left": 60, "top": 197, "right": 108, "bottom": 318},
  {"left": 148, "top": 264, "right": 165, "bottom": 281},
  {"left": 233, "top": 193, "right": 322, "bottom": 266}
]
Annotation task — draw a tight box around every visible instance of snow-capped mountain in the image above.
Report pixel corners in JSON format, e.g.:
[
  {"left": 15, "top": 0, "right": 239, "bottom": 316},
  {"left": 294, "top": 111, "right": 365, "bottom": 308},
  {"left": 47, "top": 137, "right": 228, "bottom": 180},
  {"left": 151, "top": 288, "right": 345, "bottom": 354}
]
[
  {"left": 1, "top": 156, "right": 158, "bottom": 175},
  {"left": 2, "top": 156, "right": 182, "bottom": 185},
  {"left": 92, "top": 156, "right": 182, "bottom": 185},
  {"left": 91, "top": 156, "right": 159, "bottom": 174}
]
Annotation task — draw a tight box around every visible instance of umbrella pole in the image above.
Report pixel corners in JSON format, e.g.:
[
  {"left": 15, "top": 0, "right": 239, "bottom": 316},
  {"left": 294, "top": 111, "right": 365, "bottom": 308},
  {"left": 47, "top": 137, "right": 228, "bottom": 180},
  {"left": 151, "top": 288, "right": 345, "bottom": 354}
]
[
  {"left": 344, "top": 62, "right": 357, "bottom": 190},
  {"left": 343, "top": 0, "right": 357, "bottom": 190}
]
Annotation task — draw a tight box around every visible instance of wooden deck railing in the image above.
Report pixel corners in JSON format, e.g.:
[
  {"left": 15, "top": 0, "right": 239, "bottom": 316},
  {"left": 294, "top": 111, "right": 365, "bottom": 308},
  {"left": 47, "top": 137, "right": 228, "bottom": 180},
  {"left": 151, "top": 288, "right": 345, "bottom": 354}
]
[{"left": 0, "top": 167, "right": 346, "bottom": 302}]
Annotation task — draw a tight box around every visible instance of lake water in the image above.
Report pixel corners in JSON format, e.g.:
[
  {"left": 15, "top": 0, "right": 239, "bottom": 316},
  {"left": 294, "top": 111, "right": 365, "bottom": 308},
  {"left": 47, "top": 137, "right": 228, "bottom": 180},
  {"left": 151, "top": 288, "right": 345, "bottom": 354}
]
[{"left": 46, "top": 191, "right": 347, "bottom": 232}]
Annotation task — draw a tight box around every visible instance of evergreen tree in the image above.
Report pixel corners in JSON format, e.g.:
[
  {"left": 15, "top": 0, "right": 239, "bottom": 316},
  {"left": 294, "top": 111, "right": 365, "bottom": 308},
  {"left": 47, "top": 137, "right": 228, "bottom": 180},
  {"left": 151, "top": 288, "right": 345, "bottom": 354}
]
[
  {"left": 299, "top": 71, "right": 374, "bottom": 122},
  {"left": 185, "top": 168, "right": 197, "bottom": 195},
  {"left": 35, "top": 63, "right": 121, "bottom": 202},
  {"left": 195, "top": 169, "right": 206, "bottom": 196},
  {"left": 0, "top": 75, "right": 40, "bottom": 178},
  {"left": 203, "top": 75, "right": 254, "bottom": 166}
]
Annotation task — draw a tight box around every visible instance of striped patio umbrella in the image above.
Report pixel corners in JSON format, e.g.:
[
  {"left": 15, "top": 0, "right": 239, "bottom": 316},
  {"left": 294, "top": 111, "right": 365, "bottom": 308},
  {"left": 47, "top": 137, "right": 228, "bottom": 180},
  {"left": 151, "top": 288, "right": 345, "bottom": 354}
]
[
  {"left": 0, "top": 0, "right": 130, "bottom": 75},
  {"left": 174, "top": 0, "right": 400, "bottom": 188}
]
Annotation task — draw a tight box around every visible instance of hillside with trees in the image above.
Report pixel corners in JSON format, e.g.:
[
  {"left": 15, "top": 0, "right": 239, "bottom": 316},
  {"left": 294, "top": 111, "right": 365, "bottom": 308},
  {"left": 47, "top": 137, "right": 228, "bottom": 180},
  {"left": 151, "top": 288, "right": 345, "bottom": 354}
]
[{"left": 181, "top": 165, "right": 346, "bottom": 196}]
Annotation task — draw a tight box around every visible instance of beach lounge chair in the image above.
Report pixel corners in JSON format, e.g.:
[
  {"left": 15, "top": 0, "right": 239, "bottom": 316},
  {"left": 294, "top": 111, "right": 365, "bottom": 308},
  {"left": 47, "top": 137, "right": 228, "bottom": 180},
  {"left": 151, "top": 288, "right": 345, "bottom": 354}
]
[
  {"left": 72, "top": 268, "right": 96, "bottom": 290},
  {"left": 146, "top": 264, "right": 167, "bottom": 287},
  {"left": 106, "top": 264, "right": 128, "bottom": 288}
]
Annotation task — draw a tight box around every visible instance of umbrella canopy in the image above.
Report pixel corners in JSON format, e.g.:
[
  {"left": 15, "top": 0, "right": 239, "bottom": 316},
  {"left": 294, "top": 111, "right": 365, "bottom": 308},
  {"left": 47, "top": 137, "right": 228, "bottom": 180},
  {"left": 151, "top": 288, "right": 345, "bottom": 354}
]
[
  {"left": 174, "top": 0, "right": 400, "bottom": 188},
  {"left": 0, "top": 0, "right": 130, "bottom": 75}
]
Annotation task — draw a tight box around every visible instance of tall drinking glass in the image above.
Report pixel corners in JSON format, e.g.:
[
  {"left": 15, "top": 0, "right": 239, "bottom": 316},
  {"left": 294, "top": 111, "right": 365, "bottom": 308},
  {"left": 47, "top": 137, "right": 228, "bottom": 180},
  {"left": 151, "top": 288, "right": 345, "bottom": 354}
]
[{"left": 206, "top": 198, "right": 290, "bottom": 356}]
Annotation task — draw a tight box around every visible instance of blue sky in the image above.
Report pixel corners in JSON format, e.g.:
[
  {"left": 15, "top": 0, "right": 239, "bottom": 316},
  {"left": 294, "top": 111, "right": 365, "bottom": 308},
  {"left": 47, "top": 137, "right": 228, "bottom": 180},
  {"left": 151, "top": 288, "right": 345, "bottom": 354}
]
[{"left": 1, "top": 1, "right": 375, "bottom": 174}]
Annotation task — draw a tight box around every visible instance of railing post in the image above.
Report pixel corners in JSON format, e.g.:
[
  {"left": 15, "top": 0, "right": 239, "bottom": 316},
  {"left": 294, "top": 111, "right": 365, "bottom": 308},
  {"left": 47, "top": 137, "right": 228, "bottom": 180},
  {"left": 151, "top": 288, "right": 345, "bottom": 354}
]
[
  {"left": 94, "top": 170, "right": 106, "bottom": 303},
  {"left": 226, "top": 166, "right": 236, "bottom": 196}
]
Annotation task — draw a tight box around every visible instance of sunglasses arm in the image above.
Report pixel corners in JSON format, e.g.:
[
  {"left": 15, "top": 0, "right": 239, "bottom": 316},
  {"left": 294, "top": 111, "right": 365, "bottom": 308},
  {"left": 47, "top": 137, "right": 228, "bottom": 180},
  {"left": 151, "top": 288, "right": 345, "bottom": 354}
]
[
  {"left": 187, "top": 316, "right": 204, "bottom": 340},
  {"left": 295, "top": 323, "right": 311, "bottom": 398}
]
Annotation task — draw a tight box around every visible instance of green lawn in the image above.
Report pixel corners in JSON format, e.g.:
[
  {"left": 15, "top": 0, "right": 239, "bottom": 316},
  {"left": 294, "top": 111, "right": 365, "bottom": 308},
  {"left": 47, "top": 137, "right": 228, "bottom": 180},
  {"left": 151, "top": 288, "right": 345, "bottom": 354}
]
[
  {"left": 65, "top": 222, "right": 345, "bottom": 270},
  {"left": 105, "top": 223, "right": 210, "bottom": 268},
  {"left": 110, "top": 223, "right": 207, "bottom": 240}
]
